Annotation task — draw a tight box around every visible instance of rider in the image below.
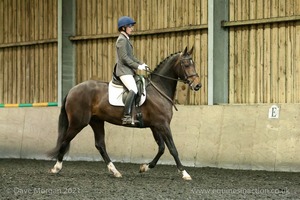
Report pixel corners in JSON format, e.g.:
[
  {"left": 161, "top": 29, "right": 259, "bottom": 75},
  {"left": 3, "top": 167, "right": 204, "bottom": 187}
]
[{"left": 115, "top": 16, "right": 148, "bottom": 125}]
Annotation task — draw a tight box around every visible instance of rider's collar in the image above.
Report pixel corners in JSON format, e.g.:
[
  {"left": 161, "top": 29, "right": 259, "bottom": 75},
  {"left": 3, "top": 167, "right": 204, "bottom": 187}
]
[{"left": 121, "top": 31, "right": 129, "bottom": 40}]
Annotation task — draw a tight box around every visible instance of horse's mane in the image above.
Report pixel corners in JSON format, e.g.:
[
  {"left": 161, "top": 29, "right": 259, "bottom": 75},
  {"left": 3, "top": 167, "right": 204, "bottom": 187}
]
[{"left": 151, "top": 51, "right": 181, "bottom": 74}]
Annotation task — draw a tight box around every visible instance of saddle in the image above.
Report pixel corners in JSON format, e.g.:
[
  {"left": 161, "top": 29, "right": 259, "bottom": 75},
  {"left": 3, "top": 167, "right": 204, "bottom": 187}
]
[
  {"left": 109, "top": 67, "right": 146, "bottom": 127},
  {"left": 109, "top": 64, "right": 146, "bottom": 105},
  {"left": 111, "top": 72, "right": 145, "bottom": 105}
]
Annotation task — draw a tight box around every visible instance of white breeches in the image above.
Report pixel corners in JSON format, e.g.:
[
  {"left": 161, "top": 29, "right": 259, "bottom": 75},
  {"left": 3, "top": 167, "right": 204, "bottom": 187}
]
[{"left": 119, "top": 75, "right": 138, "bottom": 94}]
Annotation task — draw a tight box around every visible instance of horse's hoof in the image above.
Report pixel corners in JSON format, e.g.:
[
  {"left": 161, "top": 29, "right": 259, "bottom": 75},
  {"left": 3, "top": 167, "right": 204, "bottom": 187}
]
[
  {"left": 49, "top": 161, "right": 62, "bottom": 174},
  {"left": 139, "top": 164, "right": 150, "bottom": 173},
  {"left": 182, "top": 175, "right": 192, "bottom": 180},
  {"left": 108, "top": 169, "right": 122, "bottom": 178},
  {"left": 107, "top": 162, "right": 122, "bottom": 178},
  {"left": 49, "top": 167, "right": 61, "bottom": 174},
  {"left": 181, "top": 170, "right": 192, "bottom": 181},
  {"left": 113, "top": 172, "right": 122, "bottom": 178}
]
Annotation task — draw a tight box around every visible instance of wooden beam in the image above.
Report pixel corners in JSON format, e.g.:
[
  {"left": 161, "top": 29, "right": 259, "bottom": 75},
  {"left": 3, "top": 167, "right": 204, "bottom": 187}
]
[
  {"left": 69, "top": 24, "right": 208, "bottom": 41},
  {"left": 222, "top": 15, "right": 300, "bottom": 27},
  {"left": 0, "top": 39, "right": 57, "bottom": 49}
]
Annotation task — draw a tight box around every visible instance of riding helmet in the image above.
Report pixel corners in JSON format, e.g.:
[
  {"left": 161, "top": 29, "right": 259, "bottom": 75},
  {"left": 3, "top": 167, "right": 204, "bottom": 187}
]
[{"left": 118, "top": 16, "right": 136, "bottom": 29}]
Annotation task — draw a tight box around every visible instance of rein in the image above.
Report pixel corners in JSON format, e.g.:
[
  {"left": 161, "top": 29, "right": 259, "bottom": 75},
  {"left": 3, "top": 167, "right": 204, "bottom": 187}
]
[
  {"left": 147, "top": 79, "right": 178, "bottom": 111},
  {"left": 146, "top": 68, "right": 186, "bottom": 83},
  {"left": 146, "top": 68, "right": 179, "bottom": 111}
]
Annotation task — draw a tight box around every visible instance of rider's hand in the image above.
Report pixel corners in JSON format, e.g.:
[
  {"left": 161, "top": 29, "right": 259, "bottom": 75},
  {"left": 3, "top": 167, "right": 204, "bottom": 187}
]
[{"left": 138, "top": 63, "right": 148, "bottom": 71}]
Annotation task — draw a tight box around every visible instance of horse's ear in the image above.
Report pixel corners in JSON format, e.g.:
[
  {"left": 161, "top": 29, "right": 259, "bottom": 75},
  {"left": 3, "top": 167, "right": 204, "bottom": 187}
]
[
  {"left": 182, "top": 46, "right": 188, "bottom": 55},
  {"left": 188, "top": 46, "right": 194, "bottom": 55}
]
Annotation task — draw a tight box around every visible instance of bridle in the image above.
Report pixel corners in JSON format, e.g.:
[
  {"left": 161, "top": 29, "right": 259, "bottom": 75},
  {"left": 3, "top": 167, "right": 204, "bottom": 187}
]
[
  {"left": 146, "top": 55, "right": 199, "bottom": 111},
  {"left": 146, "top": 56, "right": 199, "bottom": 85},
  {"left": 178, "top": 58, "right": 199, "bottom": 86}
]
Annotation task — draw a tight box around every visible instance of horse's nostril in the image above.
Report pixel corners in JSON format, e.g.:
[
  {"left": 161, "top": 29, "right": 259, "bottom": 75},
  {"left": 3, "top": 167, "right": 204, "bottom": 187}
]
[{"left": 194, "top": 83, "right": 202, "bottom": 91}]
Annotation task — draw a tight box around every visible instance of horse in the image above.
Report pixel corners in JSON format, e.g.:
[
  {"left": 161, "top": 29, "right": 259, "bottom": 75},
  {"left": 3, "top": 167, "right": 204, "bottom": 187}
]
[{"left": 48, "top": 46, "right": 202, "bottom": 180}]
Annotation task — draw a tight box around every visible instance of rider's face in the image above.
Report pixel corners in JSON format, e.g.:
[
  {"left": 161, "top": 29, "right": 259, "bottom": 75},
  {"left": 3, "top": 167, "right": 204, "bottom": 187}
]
[{"left": 126, "top": 25, "right": 134, "bottom": 35}]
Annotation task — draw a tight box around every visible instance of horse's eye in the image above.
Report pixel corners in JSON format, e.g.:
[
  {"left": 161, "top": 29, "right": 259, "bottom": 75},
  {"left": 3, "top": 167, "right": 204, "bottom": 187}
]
[
  {"left": 184, "top": 60, "right": 190, "bottom": 65},
  {"left": 184, "top": 60, "right": 193, "bottom": 67}
]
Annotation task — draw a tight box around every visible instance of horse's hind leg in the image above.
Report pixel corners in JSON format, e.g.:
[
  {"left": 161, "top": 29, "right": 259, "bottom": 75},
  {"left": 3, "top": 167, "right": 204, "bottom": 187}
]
[
  {"left": 89, "top": 118, "right": 122, "bottom": 178},
  {"left": 49, "top": 125, "right": 85, "bottom": 173},
  {"left": 140, "top": 127, "right": 165, "bottom": 173}
]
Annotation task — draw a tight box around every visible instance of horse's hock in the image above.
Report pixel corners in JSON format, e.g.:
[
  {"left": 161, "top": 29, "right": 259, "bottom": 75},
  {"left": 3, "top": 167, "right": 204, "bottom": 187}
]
[{"left": 0, "top": 105, "right": 299, "bottom": 172}]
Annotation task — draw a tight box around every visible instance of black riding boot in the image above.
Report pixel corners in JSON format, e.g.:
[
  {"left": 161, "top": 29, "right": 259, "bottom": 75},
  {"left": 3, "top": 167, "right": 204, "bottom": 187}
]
[{"left": 122, "top": 90, "right": 138, "bottom": 125}]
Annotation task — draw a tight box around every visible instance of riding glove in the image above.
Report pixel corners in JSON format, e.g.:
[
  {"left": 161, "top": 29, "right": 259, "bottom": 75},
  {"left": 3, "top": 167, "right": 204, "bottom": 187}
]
[{"left": 138, "top": 63, "right": 148, "bottom": 71}]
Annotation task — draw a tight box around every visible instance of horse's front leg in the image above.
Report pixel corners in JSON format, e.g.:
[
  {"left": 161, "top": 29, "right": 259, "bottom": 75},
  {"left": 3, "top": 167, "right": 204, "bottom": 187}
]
[
  {"left": 161, "top": 125, "right": 192, "bottom": 180},
  {"left": 90, "top": 119, "right": 122, "bottom": 178},
  {"left": 140, "top": 127, "right": 165, "bottom": 173}
]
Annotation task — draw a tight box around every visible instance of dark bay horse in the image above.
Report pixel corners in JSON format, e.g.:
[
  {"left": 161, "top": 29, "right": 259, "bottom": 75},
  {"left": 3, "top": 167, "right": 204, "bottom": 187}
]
[{"left": 48, "top": 46, "right": 201, "bottom": 180}]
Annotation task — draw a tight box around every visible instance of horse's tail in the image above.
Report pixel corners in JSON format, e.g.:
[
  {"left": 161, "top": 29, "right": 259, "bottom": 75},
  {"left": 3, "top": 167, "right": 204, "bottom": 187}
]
[{"left": 47, "top": 95, "right": 70, "bottom": 159}]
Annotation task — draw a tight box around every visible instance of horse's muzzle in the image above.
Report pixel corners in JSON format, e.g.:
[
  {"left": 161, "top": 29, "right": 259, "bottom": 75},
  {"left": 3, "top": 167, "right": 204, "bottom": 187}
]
[
  {"left": 193, "top": 83, "right": 202, "bottom": 91},
  {"left": 186, "top": 74, "right": 201, "bottom": 91}
]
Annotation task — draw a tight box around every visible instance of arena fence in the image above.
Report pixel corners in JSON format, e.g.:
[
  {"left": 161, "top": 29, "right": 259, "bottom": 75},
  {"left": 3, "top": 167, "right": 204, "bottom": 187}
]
[{"left": 0, "top": 105, "right": 299, "bottom": 172}]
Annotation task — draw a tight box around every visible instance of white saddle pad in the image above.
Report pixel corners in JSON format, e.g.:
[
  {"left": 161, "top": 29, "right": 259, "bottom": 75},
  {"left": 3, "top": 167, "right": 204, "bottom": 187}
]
[{"left": 108, "top": 79, "right": 146, "bottom": 106}]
